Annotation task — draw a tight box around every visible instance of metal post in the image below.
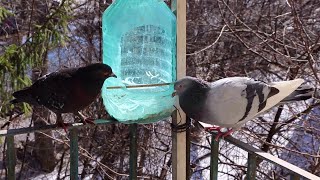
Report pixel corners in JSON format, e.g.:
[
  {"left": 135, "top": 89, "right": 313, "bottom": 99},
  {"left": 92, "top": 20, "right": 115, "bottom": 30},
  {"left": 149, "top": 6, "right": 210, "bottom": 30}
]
[
  {"left": 210, "top": 134, "right": 219, "bottom": 180},
  {"left": 129, "top": 123, "right": 138, "bottom": 180},
  {"left": 186, "top": 117, "right": 191, "bottom": 179},
  {"left": 70, "top": 128, "right": 79, "bottom": 180},
  {"left": 6, "top": 135, "right": 16, "bottom": 180},
  {"left": 290, "top": 173, "right": 300, "bottom": 180},
  {"left": 247, "top": 153, "right": 257, "bottom": 180}
]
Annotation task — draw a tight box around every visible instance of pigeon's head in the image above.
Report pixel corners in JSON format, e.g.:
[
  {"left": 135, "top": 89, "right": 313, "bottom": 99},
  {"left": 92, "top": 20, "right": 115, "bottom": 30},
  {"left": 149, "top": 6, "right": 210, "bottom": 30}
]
[
  {"left": 172, "top": 76, "right": 208, "bottom": 97},
  {"left": 82, "top": 63, "right": 117, "bottom": 80}
]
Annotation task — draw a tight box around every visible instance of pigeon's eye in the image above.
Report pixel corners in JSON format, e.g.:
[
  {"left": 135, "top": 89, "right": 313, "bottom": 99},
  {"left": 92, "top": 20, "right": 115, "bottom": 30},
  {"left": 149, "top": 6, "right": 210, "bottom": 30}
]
[{"left": 178, "top": 84, "right": 183, "bottom": 89}]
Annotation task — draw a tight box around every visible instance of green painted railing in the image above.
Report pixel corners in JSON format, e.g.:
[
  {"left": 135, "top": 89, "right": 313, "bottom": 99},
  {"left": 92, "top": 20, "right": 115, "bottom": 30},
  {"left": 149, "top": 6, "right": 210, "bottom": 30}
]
[
  {"left": 2, "top": 120, "right": 320, "bottom": 179},
  {"left": 129, "top": 123, "right": 138, "bottom": 180},
  {"left": 208, "top": 132, "right": 320, "bottom": 180},
  {"left": 1, "top": 119, "right": 118, "bottom": 180},
  {"left": 70, "top": 128, "right": 79, "bottom": 180}
]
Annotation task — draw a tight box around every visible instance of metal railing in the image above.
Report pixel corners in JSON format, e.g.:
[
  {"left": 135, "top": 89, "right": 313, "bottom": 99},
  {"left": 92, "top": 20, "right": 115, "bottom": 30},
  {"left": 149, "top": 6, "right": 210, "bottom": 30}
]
[
  {"left": 208, "top": 132, "right": 320, "bottom": 180},
  {"left": 1, "top": 120, "right": 320, "bottom": 180},
  {"left": 1, "top": 119, "right": 117, "bottom": 180}
]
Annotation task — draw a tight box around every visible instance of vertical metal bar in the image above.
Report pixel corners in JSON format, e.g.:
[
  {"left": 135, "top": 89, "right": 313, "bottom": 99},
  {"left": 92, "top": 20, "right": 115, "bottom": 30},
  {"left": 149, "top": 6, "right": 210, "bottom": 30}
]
[
  {"left": 70, "top": 128, "right": 79, "bottom": 180},
  {"left": 247, "top": 153, "right": 257, "bottom": 180},
  {"left": 6, "top": 135, "right": 16, "bottom": 180},
  {"left": 290, "top": 173, "right": 300, "bottom": 180},
  {"left": 186, "top": 117, "right": 191, "bottom": 179},
  {"left": 210, "top": 134, "right": 219, "bottom": 180},
  {"left": 171, "top": 111, "right": 179, "bottom": 180},
  {"left": 129, "top": 123, "right": 138, "bottom": 180}
]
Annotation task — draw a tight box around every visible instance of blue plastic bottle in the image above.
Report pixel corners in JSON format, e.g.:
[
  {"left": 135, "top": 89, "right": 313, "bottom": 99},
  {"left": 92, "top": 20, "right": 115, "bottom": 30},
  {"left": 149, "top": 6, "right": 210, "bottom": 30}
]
[{"left": 102, "top": 0, "right": 176, "bottom": 123}]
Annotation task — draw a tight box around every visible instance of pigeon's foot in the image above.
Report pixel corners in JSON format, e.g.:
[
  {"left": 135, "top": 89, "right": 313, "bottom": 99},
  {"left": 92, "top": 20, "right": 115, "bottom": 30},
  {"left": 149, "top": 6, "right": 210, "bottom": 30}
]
[
  {"left": 204, "top": 126, "right": 233, "bottom": 141},
  {"left": 81, "top": 117, "right": 96, "bottom": 125},
  {"left": 215, "top": 128, "right": 233, "bottom": 141},
  {"left": 57, "top": 121, "right": 69, "bottom": 133}
]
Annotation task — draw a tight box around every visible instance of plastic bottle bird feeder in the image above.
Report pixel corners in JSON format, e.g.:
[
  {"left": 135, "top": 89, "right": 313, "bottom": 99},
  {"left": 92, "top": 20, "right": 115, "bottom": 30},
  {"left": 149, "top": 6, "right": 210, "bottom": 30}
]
[{"left": 101, "top": 0, "right": 176, "bottom": 123}]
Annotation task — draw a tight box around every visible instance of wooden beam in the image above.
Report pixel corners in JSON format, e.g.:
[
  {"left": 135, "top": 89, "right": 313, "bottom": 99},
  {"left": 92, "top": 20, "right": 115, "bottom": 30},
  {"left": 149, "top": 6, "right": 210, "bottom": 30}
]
[
  {"left": 176, "top": 0, "right": 186, "bottom": 77},
  {"left": 172, "top": 0, "right": 187, "bottom": 179}
]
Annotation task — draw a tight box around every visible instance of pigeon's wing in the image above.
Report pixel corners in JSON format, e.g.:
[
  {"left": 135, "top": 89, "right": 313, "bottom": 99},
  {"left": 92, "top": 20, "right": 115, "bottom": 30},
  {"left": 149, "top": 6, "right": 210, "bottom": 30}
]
[
  {"left": 201, "top": 77, "right": 279, "bottom": 127},
  {"left": 31, "top": 69, "right": 77, "bottom": 112},
  {"left": 257, "top": 79, "right": 305, "bottom": 114}
]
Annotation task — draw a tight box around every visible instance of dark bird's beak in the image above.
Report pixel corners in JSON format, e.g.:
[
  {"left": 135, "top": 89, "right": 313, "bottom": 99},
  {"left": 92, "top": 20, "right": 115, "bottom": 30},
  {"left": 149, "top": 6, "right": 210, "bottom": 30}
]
[
  {"left": 110, "top": 72, "right": 117, "bottom": 78},
  {"left": 172, "top": 91, "right": 177, "bottom": 97}
]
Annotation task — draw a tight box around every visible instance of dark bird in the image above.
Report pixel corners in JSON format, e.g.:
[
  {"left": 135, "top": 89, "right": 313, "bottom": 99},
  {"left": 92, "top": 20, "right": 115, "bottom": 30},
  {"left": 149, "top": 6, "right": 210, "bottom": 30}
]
[
  {"left": 11, "top": 63, "right": 117, "bottom": 131},
  {"left": 173, "top": 76, "right": 314, "bottom": 140}
]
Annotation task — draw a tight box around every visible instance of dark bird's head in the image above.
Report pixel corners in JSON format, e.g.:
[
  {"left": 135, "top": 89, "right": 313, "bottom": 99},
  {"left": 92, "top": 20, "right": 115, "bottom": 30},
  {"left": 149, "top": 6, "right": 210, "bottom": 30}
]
[
  {"left": 172, "top": 76, "right": 209, "bottom": 97},
  {"left": 79, "top": 63, "right": 117, "bottom": 80},
  {"left": 76, "top": 63, "right": 117, "bottom": 95}
]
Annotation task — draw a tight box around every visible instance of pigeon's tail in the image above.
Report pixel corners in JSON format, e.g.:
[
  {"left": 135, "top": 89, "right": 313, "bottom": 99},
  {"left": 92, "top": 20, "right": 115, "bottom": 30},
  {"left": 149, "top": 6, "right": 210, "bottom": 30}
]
[
  {"left": 10, "top": 88, "right": 37, "bottom": 105},
  {"left": 259, "top": 79, "right": 306, "bottom": 113},
  {"left": 280, "top": 84, "right": 314, "bottom": 103}
]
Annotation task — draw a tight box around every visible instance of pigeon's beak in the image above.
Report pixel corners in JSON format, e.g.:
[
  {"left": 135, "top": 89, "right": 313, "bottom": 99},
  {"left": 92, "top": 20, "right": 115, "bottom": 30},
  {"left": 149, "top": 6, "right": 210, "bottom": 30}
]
[
  {"left": 110, "top": 72, "right": 117, "bottom": 78},
  {"left": 172, "top": 91, "right": 177, "bottom": 97}
]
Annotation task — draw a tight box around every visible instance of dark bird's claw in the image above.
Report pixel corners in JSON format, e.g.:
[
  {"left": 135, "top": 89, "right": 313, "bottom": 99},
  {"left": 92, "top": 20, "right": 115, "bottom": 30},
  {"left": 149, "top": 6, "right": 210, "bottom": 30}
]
[
  {"left": 82, "top": 118, "right": 96, "bottom": 125},
  {"left": 57, "top": 121, "right": 69, "bottom": 133},
  {"left": 76, "top": 112, "right": 95, "bottom": 125}
]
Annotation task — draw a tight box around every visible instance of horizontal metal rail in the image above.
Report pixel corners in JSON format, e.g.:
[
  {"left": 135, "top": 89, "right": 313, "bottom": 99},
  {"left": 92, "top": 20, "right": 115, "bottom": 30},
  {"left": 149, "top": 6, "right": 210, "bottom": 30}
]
[
  {"left": 2, "top": 119, "right": 118, "bottom": 180},
  {"left": 209, "top": 132, "right": 320, "bottom": 180},
  {"left": 0, "top": 119, "right": 117, "bottom": 136},
  {"left": 2, "top": 119, "right": 320, "bottom": 179}
]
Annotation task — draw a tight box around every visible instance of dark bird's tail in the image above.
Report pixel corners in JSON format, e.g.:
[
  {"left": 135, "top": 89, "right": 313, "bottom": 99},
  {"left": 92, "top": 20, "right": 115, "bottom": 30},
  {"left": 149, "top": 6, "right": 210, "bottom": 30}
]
[
  {"left": 10, "top": 98, "right": 20, "bottom": 104},
  {"left": 10, "top": 88, "right": 37, "bottom": 105},
  {"left": 280, "top": 84, "right": 314, "bottom": 103}
]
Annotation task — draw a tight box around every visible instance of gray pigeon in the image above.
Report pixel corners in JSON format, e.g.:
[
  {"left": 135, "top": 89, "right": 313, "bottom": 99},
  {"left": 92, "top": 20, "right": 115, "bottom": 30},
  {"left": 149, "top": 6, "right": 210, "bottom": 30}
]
[{"left": 173, "top": 76, "right": 314, "bottom": 140}]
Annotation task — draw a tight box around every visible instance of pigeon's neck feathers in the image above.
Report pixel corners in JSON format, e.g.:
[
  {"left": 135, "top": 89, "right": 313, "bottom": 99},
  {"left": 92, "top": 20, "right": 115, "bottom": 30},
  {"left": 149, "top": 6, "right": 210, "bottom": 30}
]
[
  {"left": 179, "top": 78, "right": 210, "bottom": 120},
  {"left": 187, "top": 76, "right": 210, "bottom": 89},
  {"left": 180, "top": 77, "right": 210, "bottom": 99}
]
